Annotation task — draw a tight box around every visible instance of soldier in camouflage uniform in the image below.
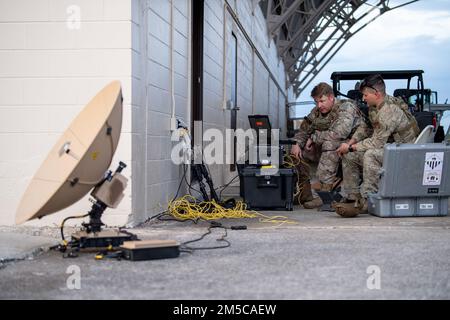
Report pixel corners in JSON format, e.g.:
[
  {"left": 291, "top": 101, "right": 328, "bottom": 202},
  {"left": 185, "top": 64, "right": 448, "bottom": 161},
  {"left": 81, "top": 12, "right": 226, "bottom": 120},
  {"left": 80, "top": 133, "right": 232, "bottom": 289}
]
[
  {"left": 291, "top": 82, "right": 363, "bottom": 208},
  {"left": 334, "top": 74, "right": 420, "bottom": 217}
]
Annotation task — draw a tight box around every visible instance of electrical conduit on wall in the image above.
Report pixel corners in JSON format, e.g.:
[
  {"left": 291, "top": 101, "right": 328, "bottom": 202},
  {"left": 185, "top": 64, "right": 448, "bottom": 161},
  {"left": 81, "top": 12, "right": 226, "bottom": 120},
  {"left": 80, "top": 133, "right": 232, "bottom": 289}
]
[{"left": 140, "top": 0, "right": 150, "bottom": 224}]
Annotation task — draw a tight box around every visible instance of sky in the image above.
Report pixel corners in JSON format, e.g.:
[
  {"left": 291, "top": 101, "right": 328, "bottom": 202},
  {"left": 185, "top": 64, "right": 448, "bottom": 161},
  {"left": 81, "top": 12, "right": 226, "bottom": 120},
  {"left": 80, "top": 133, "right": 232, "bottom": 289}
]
[{"left": 295, "top": 0, "right": 450, "bottom": 130}]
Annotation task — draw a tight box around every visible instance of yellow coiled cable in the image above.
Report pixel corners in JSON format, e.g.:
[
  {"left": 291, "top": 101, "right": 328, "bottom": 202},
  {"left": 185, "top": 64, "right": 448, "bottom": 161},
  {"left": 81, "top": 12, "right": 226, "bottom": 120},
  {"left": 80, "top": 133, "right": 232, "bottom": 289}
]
[{"left": 167, "top": 194, "right": 297, "bottom": 225}]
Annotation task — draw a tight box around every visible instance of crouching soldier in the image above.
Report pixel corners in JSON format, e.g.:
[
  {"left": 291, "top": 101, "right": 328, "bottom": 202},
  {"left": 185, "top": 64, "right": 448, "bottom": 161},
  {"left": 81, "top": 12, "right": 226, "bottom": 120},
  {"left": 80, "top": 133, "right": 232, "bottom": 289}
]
[
  {"left": 334, "top": 74, "right": 420, "bottom": 217},
  {"left": 291, "top": 82, "right": 363, "bottom": 209}
]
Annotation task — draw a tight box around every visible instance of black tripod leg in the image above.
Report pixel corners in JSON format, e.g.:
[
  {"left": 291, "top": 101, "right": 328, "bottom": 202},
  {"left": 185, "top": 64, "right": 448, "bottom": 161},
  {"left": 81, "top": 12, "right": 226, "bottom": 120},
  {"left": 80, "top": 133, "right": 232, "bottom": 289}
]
[
  {"left": 200, "top": 164, "right": 220, "bottom": 202},
  {"left": 193, "top": 164, "right": 210, "bottom": 202}
]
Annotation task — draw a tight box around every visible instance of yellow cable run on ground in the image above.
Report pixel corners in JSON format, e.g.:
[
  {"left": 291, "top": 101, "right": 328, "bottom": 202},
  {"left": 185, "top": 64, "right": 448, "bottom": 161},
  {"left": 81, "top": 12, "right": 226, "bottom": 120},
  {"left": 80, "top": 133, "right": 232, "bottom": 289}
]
[{"left": 168, "top": 195, "right": 297, "bottom": 225}]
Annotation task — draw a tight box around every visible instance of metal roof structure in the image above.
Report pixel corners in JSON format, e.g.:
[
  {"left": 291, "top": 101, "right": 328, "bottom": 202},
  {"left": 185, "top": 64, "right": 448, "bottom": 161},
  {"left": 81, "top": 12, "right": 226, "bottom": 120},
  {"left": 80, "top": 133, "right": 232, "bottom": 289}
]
[{"left": 257, "top": 0, "right": 419, "bottom": 97}]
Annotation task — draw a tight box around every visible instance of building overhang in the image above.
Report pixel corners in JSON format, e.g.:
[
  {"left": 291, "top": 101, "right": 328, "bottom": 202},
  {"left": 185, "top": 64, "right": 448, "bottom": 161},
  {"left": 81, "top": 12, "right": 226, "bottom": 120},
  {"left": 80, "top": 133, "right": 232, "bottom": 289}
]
[{"left": 258, "top": 0, "right": 420, "bottom": 98}]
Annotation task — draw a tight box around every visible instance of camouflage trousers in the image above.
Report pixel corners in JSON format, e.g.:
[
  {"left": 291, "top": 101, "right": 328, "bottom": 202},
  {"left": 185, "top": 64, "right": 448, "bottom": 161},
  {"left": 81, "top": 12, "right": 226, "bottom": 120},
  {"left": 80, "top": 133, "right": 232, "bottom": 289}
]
[
  {"left": 341, "top": 148, "right": 384, "bottom": 199},
  {"left": 302, "top": 142, "right": 340, "bottom": 184}
]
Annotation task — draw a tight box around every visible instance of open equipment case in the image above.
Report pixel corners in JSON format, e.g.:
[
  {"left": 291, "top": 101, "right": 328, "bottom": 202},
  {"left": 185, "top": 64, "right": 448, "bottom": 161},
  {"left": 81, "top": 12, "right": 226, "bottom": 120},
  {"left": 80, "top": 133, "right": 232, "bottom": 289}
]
[{"left": 238, "top": 115, "right": 295, "bottom": 211}]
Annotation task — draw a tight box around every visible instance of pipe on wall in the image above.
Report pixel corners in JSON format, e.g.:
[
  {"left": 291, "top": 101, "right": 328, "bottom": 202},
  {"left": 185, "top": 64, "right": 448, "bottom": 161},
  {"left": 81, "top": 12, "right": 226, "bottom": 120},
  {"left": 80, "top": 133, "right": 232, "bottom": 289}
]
[{"left": 170, "top": 0, "right": 176, "bottom": 121}]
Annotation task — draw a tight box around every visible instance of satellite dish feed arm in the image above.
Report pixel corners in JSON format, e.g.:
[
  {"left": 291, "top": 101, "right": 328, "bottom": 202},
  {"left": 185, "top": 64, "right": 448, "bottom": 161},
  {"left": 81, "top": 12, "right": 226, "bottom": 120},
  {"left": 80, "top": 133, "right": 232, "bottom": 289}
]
[
  {"left": 67, "top": 124, "right": 118, "bottom": 187},
  {"left": 69, "top": 177, "right": 105, "bottom": 187}
]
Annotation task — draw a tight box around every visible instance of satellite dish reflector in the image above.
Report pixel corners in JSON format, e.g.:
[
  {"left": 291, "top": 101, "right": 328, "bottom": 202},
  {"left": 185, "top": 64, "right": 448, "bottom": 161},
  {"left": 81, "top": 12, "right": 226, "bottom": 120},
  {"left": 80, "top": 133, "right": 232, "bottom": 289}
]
[{"left": 16, "top": 81, "right": 123, "bottom": 225}]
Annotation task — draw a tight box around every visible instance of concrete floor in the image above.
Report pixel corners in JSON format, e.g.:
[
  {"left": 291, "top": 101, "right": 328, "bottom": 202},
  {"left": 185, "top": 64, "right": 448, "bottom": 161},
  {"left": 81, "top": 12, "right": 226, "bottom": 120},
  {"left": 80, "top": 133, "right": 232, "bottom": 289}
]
[{"left": 1, "top": 208, "right": 450, "bottom": 300}]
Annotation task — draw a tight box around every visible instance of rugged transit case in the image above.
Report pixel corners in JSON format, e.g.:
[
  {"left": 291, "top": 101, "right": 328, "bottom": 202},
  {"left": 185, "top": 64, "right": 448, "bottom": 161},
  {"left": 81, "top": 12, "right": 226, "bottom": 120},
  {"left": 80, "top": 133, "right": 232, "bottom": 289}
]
[
  {"left": 239, "top": 166, "right": 294, "bottom": 211},
  {"left": 369, "top": 143, "right": 450, "bottom": 217}
]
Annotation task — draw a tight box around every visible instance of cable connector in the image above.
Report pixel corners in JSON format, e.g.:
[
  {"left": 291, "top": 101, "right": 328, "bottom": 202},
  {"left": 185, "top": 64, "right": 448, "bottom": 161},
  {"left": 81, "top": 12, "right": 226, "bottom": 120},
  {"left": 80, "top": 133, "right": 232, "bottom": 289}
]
[
  {"left": 177, "top": 118, "right": 188, "bottom": 129},
  {"left": 230, "top": 225, "right": 247, "bottom": 230},
  {"left": 170, "top": 117, "right": 188, "bottom": 131}
]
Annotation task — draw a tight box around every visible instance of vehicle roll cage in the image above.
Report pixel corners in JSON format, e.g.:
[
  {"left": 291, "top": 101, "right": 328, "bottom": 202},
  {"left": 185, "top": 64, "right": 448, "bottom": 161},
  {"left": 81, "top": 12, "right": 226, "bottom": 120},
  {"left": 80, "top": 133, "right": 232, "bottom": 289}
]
[{"left": 331, "top": 70, "right": 425, "bottom": 111}]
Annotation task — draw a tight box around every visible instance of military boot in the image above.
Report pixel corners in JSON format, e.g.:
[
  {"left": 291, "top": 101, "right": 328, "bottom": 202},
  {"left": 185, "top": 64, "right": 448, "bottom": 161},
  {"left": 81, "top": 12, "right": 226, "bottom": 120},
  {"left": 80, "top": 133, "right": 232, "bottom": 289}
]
[
  {"left": 300, "top": 182, "right": 314, "bottom": 203},
  {"left": 332, "top": 197, "right": 368, "bottom": 218},
  {"left": 311, "top": 178, "right": 342, "bottom": 192}
]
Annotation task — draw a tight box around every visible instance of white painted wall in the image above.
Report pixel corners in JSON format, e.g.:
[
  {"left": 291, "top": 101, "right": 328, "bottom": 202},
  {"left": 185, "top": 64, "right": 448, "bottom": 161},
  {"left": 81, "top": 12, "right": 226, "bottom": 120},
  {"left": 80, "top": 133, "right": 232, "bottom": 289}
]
[
  {"left": 0, "top": 0, "right": 289, "bottom": 227},
  {"left": 0, "top": 0, "right": 133, "bottom": 227}
]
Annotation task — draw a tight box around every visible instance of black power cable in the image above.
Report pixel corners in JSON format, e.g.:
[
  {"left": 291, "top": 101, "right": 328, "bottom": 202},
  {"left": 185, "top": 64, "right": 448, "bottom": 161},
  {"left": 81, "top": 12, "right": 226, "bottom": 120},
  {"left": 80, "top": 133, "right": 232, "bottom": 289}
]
[
  {"left": 157, "top": 212, "right": 200, "bottom": 225},
  {"left": 172, "top": 163, "right": 188, "bottom": 202},
  {"left": 181, "top": 223, "right": 231, "bottom": 251},
  {"left": 60, "top": 213, "right": 89, "bottom": 241},
  {"left": 217, "top": 175, "right": 239, "bottom": 201}
]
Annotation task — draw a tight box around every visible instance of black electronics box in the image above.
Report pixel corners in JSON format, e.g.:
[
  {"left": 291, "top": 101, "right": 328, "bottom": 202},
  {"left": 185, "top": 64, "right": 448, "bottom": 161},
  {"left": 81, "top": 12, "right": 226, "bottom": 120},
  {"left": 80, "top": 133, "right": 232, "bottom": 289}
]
[
  {"left": 248, "top": 115, "right": 287, "bottom": 166},
  {"left": 120, "top": 240, "right": 180, "bottom": 261},
  {"left": 239, "top": 166, "right": 294, "bottom": 211},
  {"left": 248, "top": 114, "right": 272, "bottom": 145}
]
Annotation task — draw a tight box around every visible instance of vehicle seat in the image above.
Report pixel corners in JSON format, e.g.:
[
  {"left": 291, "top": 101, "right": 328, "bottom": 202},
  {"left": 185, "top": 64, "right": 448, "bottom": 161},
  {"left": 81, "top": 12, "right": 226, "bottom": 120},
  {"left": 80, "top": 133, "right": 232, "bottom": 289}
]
[{"left": 346, "top": 90, "right": 362, "bottom": 101}]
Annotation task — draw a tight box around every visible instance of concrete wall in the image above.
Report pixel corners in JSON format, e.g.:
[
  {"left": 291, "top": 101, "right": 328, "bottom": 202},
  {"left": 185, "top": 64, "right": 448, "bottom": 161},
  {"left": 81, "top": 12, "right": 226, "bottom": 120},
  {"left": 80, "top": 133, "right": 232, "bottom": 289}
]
[
  {"left": 0, "top": 0, "right": 289, "bottom": 227},
  {"left": 130, "top": 0, "right": 190, "bottom": 225},
  {"left": 129, "top": 0, "right": 289, "bottom": 224},
  {"left": 0, "top": 0, "right": 133, "bottom": 226},
  {"left": 204, "top": 0, "right": 288, "bottom": 196}
]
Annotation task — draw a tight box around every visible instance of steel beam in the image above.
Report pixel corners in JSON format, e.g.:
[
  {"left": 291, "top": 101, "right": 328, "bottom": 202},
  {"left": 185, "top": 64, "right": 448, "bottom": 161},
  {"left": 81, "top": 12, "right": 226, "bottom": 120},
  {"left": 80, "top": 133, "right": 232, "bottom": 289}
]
[
  {"left": 258, "top": 0, "right": 420, "bottom": 97},
  {"left": 267, "top": 0, "right": 305, "bottom": 36}
]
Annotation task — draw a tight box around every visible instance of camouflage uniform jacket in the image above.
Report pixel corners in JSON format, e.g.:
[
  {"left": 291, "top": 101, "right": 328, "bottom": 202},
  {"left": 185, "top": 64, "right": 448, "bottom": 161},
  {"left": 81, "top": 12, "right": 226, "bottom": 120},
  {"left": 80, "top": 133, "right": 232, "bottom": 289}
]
[
  {"left": 351, "top": 95, "right": 420, "bottom": 152},
  {"left": 294, "top": 99, "right": 363, "bottom": 150}
]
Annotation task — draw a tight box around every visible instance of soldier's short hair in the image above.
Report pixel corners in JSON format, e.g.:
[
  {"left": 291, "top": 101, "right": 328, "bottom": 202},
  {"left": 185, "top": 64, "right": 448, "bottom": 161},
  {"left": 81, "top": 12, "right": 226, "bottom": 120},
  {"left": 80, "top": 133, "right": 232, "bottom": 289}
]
[
  {"left": 360, "top": 74, "right": 386, "bottom": 95},
  {"left": 311, "top": 82, "right": 334, "bottom": 98}
]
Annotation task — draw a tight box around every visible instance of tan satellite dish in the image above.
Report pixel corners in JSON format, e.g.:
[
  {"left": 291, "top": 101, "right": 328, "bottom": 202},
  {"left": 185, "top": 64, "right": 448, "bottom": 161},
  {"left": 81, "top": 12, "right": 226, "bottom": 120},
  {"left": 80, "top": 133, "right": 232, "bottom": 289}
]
[{"left": 16, "top": 81, "right": 123, "bottom": 225}]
